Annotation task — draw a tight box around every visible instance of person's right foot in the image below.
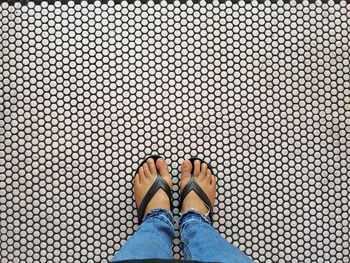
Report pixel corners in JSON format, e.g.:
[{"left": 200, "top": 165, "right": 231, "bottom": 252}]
[
  {"left": 134, "top": 158, "right": 172, "bottom": 215},
  {"left": 180, "top": 159, "right": 216, "bottom": 214}
]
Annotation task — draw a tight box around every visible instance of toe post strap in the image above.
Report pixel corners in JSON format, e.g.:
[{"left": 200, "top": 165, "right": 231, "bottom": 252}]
[
  {"left": 135, "top": 155, "right": 172, "bottom": 224},
  {"left": 179, "top": 157, "right": 214, "bottom": 220},
  {"left": 137, "top": 174, "right": 172, "bottom": 224}
]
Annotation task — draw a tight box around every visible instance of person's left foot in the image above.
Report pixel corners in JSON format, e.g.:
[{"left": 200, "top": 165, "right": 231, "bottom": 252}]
[
  {"left": 134, "top": 158, "right": 173, "bottom": 214},
  {"left": 180, "top": 159, "right": 216, "bottom": 214}
]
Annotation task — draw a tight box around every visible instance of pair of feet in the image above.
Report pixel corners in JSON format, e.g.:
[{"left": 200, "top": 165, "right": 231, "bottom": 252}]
[{"left": 134, "top": 158, "right": 216, "bottom": 215}]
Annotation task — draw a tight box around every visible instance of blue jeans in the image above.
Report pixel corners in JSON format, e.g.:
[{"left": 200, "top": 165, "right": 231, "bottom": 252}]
[{"left": 111, "top": 209, "right": 253, "bottom": 263}]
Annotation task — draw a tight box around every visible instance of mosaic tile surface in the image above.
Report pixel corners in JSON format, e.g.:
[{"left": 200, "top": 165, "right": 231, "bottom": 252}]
[{"left": 0, "top": 0, "right": 349, "bottom": 262}]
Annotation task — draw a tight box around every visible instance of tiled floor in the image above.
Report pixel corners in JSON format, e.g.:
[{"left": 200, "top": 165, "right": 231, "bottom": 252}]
[{"left": 0, "top": 0, "right": 349, "bottom": 262}]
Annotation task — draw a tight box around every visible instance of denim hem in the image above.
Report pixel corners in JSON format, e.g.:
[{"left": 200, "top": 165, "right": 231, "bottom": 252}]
[
  {"left": 179, "top": 209, "right": 212, "bottom": 226},
  {"left": 142, "top": 208, "right": 174, "bottom": 227}
]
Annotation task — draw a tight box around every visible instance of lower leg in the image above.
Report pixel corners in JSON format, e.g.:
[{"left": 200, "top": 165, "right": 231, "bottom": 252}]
[
  {"left": 111, "top": 208, "right": 174, "bottom": 261},
  {"left": 179, "top": 160, "right": 253, "bottom": 263},
  {"left": 180, "top": 210, "right": 253, "bottom": 263},
  {"left": 111, "top": 157, "right": 174, "bottom": 261}
]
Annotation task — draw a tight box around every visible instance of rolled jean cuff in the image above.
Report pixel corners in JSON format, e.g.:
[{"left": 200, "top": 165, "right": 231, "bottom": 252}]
[
  {"left": 142, "top": 208, "right": 174, "bottom": 227},
  {"left": 179, "top": 209, "right": 211, "bottom": 227}
]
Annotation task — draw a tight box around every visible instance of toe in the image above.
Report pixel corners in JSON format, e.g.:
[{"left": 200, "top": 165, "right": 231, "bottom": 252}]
[
  {"left": 193, "top": 160, "right": 201, "bottom": 177},
  {"left": 205, "top": 168, "right": 214, "bottom": 185},
  {"left": 139, "top": 167, "right": 146, "bottom": 180},
  {"left": 201, "top": 162, "right": 208, "bottom": 178},
  {"left": 181, "top": 159, "right": 192, "bottom": 179},
  {"left": 143, "top": 163, "right": 151, "bottom": 178},
  {"left": 156, "top": 158, "right": 169, "bottom": 177},
  {"left": 135, "top": 173, "right": 141, "bottom": 184},
  {"left": 210, "top": 172, "right": 216, "bottom": 185},
  {"left": 147, "top": 158, "right": 157, "bottom": 176}
]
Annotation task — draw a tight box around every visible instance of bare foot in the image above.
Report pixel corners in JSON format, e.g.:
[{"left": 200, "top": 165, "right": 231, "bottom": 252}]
[
  {"left": 180, "top": 159, "right": 216, "bottom": 214},
  {"left": 134, "top": 157, "right": 173, "bottom": 214}
]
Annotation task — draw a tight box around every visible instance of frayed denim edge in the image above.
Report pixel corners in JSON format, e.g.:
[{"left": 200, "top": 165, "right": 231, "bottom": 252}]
[
  {"left": 178, "top": 208, "right": 211, "bottom": 225},
  {"left": 142, "top": 208, "right": 174, "bottom": 226}
]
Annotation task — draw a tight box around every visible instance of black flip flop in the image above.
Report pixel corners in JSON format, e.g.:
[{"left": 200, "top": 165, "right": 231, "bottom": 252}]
[
  {"left": 135, "top": 155, "right": 172, "bottom": 224},
  {"left": 179, "top": 157, "right": 215, "bottom": 221}
]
